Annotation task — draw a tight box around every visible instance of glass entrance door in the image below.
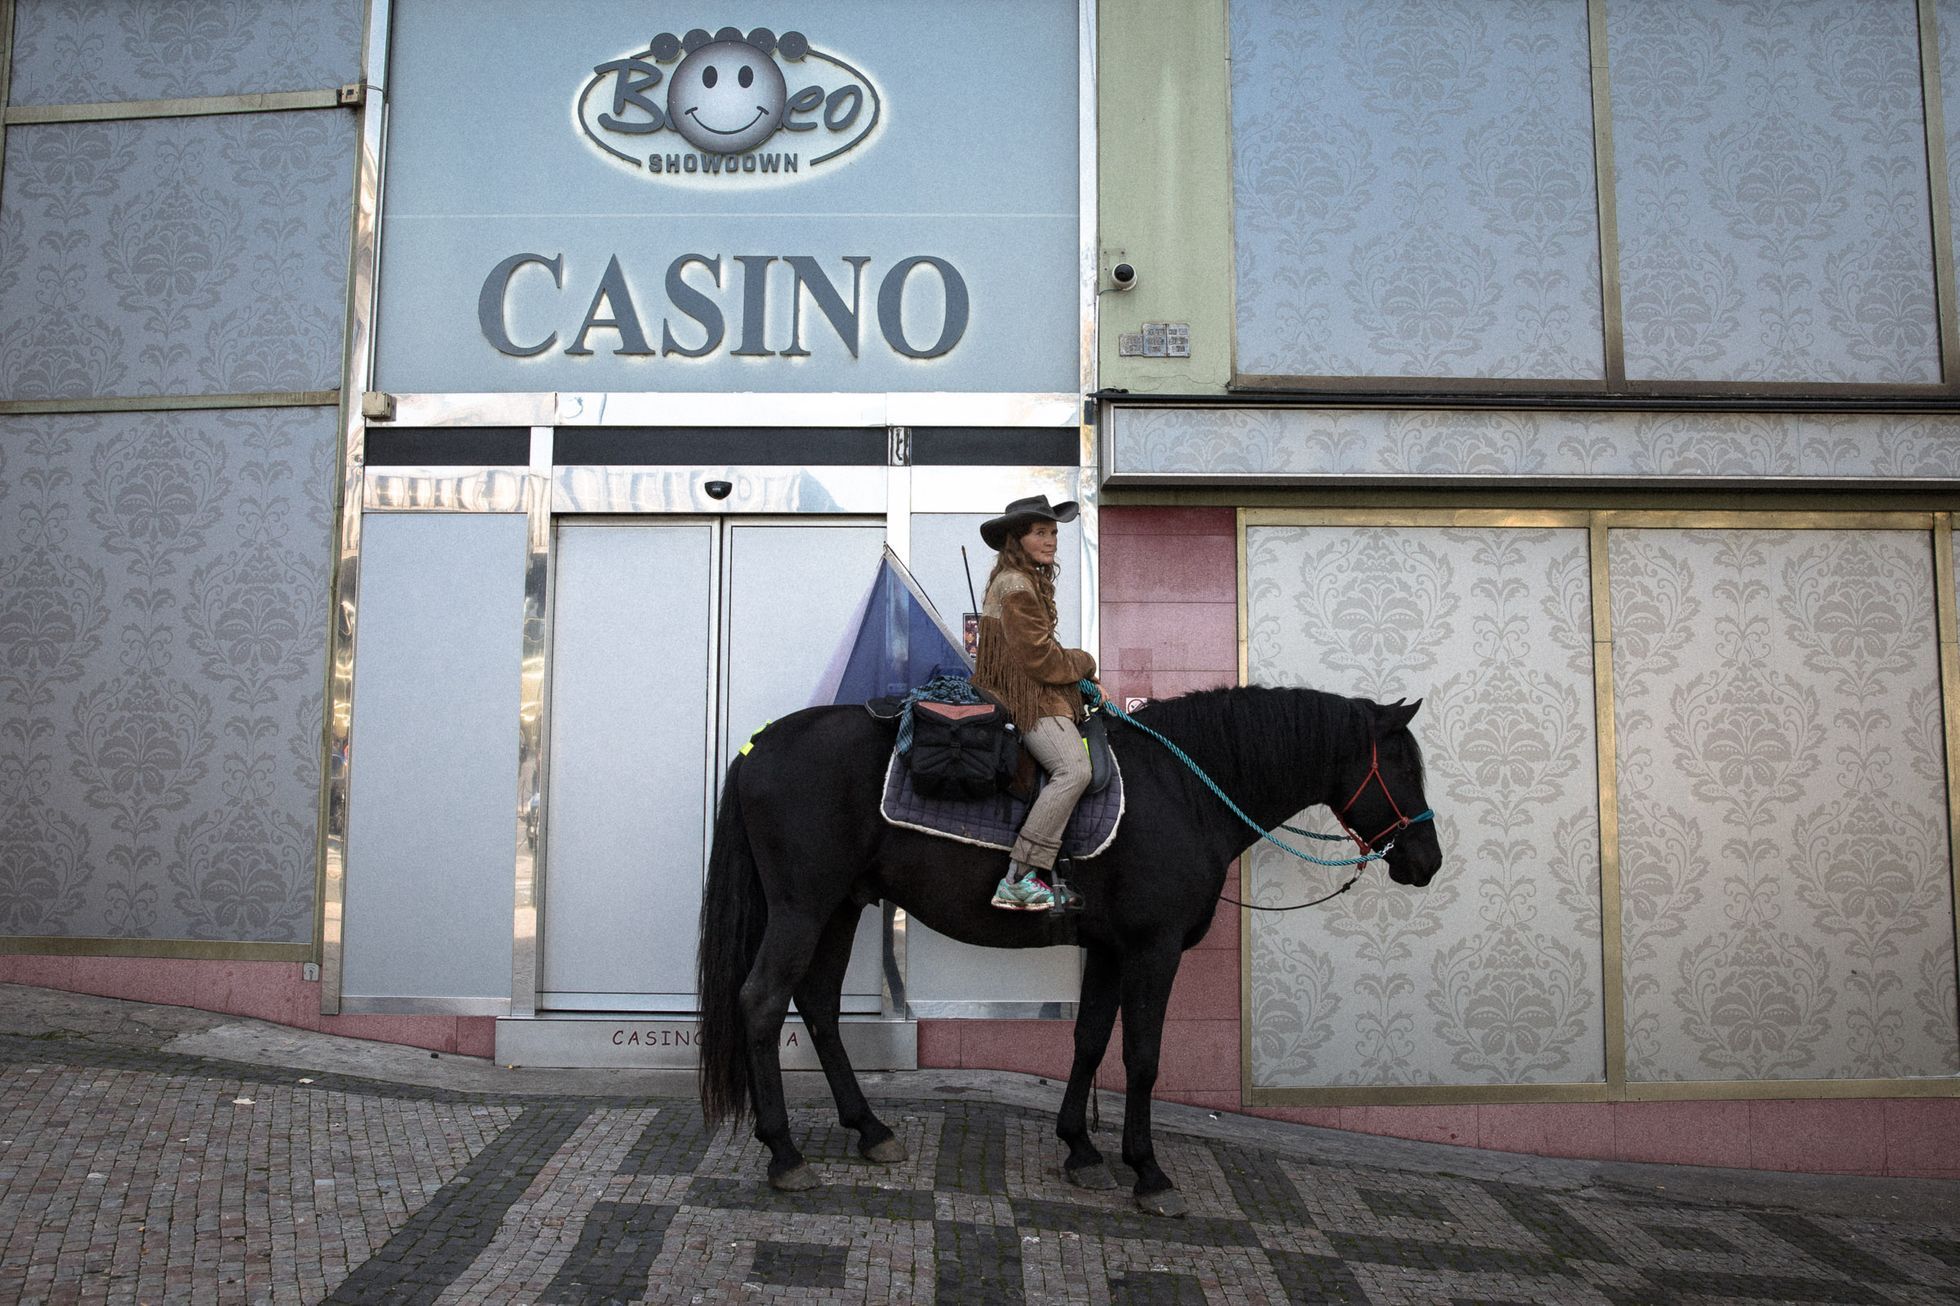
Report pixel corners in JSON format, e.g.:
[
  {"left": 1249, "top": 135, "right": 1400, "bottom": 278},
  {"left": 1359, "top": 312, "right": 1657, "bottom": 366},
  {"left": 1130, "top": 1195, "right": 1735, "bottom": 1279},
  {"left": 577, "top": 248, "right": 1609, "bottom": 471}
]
[{"left": 539, "top": 518, "right": 886, "bottom": 1012}]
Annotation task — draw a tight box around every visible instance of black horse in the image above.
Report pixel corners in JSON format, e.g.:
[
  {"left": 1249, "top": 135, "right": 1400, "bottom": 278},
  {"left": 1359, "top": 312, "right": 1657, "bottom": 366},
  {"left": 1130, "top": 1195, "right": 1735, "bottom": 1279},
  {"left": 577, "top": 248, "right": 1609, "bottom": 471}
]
[{"left": 696, "top": 685, "right": 1442, "bottom": 1216}]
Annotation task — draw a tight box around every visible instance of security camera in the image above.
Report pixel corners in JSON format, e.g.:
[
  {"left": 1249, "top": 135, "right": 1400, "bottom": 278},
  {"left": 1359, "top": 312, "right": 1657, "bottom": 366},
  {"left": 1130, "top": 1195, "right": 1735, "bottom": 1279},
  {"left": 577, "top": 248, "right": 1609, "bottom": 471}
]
[
  {"left": 704, "top": 479, "right": 733, "bottom": 500},
  {"left": 1110, "top": 262, "right": 1138, "bottom": 291}
]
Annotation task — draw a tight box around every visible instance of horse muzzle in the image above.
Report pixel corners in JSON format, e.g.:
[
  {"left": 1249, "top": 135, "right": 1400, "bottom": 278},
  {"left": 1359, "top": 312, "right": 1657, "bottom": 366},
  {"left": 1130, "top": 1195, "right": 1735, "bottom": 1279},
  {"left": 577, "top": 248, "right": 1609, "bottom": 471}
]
[
  {"left": 1385, "top": 827, "right": 1441, "bottom": 887},
  {"left": 1386, "top": 856, "right": 1437, "bottom": 888}
]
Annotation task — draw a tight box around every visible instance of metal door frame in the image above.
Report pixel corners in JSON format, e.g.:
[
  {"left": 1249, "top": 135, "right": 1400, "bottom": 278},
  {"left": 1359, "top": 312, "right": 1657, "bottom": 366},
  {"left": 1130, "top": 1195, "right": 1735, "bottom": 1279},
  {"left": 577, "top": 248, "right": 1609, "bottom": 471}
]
[
  {"left": 533, "top": 514, "right": 887, "bottom": 1015},
  {"left": 336, "top": 455, "right": 1097, "bottom": 1021},
  {"left": 537, "top": 515, "right": 721, "bottom": 1012},
  {"left": 718, "top": 516, "right": 892, "bottom": 1016}
]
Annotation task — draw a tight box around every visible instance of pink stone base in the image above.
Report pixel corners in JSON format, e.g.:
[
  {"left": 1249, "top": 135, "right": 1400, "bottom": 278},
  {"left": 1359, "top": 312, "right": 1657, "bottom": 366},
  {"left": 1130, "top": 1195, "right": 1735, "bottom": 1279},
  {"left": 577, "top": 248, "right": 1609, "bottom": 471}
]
[
  {"left": 0, "top": 955, "right": 496, "bottom": 1059},
  {"left": 913, "top": 1019, "right": 1960, "bottom": 1176},
  {"left": 1249, "top": 1098, "right": 1960, "bottom": 1180},
  {"left": 915, "top": 1014, "right": 1960, "bottom": 1180}
]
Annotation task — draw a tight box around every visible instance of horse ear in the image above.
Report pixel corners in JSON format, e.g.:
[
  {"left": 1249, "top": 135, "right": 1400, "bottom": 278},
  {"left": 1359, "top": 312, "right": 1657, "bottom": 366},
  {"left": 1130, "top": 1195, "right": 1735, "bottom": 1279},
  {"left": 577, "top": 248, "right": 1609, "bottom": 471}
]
[{"left": 1375, "top": 697, "right": 1421, "bottom": 735}]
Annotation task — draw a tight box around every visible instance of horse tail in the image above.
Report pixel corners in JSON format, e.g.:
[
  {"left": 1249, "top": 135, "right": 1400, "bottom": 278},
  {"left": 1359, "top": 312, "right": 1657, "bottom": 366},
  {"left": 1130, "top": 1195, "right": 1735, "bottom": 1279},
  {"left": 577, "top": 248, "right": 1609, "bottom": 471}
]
[{"left": 697, "top": 754, "right": 766, "bottom": 1129}]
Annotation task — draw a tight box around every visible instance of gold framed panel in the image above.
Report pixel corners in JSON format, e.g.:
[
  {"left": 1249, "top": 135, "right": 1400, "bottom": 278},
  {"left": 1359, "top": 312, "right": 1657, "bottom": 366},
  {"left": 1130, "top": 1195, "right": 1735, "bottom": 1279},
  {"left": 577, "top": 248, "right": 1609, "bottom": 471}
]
[
  {"left": 1238, "top": 506, "right": 1960, "bottom": 1107},
  {"left": 0, "top": 6, "right": 362, "bottom": 968},
  {"left": 1228, "top": 0, "right": 1960, "bottom": 400}
]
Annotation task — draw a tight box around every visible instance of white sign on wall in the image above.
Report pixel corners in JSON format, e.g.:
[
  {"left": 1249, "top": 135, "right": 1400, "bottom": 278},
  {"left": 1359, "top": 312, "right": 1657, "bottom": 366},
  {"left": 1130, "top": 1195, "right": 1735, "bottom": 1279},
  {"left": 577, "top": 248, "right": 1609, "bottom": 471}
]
[{"left": 374, "top": 3, "right": 1081, "bottom": 396}]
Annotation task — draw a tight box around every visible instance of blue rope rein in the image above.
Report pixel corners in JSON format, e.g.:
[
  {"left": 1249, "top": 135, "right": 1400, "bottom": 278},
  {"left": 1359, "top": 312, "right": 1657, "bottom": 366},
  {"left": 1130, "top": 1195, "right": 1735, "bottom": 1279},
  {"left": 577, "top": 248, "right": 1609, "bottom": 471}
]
[{"left": 1079, "top": 680, "right": 1430, "bottom": 870}]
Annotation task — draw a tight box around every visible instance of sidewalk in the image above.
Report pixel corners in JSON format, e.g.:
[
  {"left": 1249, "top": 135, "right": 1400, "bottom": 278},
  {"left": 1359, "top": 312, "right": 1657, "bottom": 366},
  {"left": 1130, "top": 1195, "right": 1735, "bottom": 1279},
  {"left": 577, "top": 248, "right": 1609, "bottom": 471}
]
[{"left": 2, "top": 983, "right": 1957, "bottom": 1304}]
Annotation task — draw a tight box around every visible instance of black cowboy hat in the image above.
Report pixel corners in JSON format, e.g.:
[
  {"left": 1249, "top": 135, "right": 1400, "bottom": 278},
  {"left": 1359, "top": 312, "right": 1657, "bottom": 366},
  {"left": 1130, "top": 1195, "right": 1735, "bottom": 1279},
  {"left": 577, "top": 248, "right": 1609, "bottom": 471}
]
[{"left": 980, "top": 494, "right": 1080, "bottom": 549}]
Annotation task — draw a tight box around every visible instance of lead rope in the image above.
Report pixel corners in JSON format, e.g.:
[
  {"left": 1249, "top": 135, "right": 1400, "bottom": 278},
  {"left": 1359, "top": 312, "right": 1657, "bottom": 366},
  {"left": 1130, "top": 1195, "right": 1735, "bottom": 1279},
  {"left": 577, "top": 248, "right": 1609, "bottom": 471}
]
[{"left": 1080, "top": 681, "right": 1433, "bottom": 913}]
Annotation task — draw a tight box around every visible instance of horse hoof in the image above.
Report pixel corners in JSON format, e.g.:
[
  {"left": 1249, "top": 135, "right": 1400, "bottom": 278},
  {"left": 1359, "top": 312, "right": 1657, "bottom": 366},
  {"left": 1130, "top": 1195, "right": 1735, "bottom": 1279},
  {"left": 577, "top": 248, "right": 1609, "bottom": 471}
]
[
  {"left": 862, "top": 1137, "right": 909, "bottom": 1164},
  {"left": 1066, "top": 1162, "right": 1118, "bottom": 1190},
  {"left": 769, "top": 1165, "right": 821, "bottom": 1193},
  {"left": 1135, "top": 1188, "right": 1188, "bottom": 1218}
]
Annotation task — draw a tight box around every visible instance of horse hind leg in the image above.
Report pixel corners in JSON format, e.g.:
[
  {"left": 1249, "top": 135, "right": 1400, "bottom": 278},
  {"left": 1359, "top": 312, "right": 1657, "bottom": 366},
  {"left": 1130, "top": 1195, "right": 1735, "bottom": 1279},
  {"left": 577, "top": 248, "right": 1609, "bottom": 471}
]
[
  {"left": 1057, "top": 944, "right": 1120, "bottom": 1190},
  {"left": 794, "top": 901, "right": 906, "bottom": 1166},
  {"left": 737, "top": 916, "right": 826, "bottom": 1191}
]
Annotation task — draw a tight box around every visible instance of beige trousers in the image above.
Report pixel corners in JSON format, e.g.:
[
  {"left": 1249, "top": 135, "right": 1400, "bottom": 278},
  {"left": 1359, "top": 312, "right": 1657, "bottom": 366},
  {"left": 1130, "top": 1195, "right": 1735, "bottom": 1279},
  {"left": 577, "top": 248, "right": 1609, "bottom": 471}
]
[{"left": 1011, "top": 715, "right": 1092, "bottom": 871}]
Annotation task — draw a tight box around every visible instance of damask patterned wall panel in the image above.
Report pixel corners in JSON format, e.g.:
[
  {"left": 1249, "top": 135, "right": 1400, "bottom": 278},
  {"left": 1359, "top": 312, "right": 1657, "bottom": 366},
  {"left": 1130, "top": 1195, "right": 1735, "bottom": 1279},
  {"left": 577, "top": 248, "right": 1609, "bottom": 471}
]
[
  {"left": 1108, "top": 407, "right": 1960, "bottom": 482},
  {"left": 1244, "top": 525, "right": 1604, "bottom": 1088},
  {"left": 7, "top": 0, "right": 364, "bottom": 104},
  {"left": 0, "top": 407, "right": 336, "bottom": 942},
  {"left": 1608, "top": 0, "right": 1939, "bottom": 384},
  {"left": 1230, "top": 0, "right": 1603, "bottom": 381},
  {"left": 0, "top": 110, "right": 354, "bottom": 401},
  {"left": 1611, "top": 528, "right": 1959, "bottom": 1082}
]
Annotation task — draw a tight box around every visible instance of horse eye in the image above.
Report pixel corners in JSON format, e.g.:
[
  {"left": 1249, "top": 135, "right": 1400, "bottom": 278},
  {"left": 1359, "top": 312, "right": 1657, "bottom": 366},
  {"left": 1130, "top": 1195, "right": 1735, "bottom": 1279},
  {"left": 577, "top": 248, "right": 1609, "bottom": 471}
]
[
  {"left": 703, "top": 66, "right": 719, "bottom": 88},
  {"left": 739, "top": 65, "right": 754, "bottom": 88}
]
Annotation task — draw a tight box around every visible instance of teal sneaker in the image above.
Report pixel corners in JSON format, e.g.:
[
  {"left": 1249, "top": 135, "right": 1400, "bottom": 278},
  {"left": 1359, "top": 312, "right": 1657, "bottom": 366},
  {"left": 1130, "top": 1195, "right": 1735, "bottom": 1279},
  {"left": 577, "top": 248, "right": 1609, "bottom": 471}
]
[{"left": 991, "top": 873, "right": 1056, "bottom": 911}]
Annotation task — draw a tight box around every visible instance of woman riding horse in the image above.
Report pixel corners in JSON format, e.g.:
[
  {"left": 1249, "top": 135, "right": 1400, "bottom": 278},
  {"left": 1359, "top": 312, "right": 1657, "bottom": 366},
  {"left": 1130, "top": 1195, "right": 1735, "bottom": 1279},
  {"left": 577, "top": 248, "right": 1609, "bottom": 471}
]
[
  {"left": 973, "top": 494, "right": 1101, "bottom": 912},
  {"left": 696, "top": 683, "right": 1442, "bottom": 1215}
]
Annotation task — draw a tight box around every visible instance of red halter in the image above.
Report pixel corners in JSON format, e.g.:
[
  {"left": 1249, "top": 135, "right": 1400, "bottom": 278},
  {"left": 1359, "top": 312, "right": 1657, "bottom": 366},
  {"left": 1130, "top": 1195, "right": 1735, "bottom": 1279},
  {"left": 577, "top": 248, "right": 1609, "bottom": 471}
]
[{"left": 1332, "top": 739, "right": 1428, "bottom": 854}]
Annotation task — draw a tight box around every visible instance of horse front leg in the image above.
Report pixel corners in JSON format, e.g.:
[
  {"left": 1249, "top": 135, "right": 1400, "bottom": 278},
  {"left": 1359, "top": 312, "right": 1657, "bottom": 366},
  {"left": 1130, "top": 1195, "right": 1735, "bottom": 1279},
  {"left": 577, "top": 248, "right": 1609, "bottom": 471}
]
[
  {"left": 1118, "top": 941, "right": 1187, "bottom": 1218},
  {"left": 738, "top": 917, "right": 824, "bottom": 1190},
  {"left": 793, "top": 901, "right": 906, "bottom": 1165},
  {"left": 1057, "top": 944, "right": 1120, "bottom": 1189}
]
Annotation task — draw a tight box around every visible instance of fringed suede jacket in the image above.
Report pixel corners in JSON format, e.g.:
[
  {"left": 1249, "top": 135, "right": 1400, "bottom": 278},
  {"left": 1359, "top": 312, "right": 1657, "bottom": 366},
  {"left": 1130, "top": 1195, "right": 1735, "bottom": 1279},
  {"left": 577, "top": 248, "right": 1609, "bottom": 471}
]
[{"left": 971, "top": 568, "right": 1098, "bottom": 733}]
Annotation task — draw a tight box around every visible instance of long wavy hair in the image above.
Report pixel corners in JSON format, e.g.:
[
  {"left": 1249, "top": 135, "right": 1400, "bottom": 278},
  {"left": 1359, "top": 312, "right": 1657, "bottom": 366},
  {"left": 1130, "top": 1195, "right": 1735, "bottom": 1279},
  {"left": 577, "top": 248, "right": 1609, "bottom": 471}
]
[
  {"left": 977, "top": 525, "right": 1063, "bottom": 730},
  {"left": 986, "top": 528, "right": 1059, "bottom": 602}
]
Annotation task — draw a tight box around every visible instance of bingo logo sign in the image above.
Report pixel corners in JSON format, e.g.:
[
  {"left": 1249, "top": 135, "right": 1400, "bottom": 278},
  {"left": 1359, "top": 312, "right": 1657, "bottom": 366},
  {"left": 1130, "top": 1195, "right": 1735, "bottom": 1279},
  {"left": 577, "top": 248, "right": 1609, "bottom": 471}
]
[{"left": 577, "top": 26, "right": 881, "bottom": 184}]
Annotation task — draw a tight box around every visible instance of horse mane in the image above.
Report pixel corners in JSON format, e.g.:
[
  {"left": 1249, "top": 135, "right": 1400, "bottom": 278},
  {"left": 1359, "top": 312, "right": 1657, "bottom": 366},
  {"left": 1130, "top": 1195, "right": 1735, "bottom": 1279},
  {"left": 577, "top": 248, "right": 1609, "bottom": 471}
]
[{"left": 1127, "top": 684, "right": 1380, "bottom": 791}]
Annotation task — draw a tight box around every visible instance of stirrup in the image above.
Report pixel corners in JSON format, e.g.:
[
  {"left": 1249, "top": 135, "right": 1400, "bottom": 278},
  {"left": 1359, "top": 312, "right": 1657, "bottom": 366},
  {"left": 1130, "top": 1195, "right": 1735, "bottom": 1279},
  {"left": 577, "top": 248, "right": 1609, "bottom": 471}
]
[{"left": 1047, "top": 864, "right": 1084, "bottom": 912}]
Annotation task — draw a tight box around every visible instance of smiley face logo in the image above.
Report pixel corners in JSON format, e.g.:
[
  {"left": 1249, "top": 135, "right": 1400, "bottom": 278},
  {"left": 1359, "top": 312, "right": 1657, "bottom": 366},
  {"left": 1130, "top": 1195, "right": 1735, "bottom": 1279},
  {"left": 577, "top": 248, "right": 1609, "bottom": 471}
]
[
  {"left": 667, "top": 37, "right": 787, "bottom": 153},
  {"left": 579, "top": 26, "right": 881, "bottom": 183}
]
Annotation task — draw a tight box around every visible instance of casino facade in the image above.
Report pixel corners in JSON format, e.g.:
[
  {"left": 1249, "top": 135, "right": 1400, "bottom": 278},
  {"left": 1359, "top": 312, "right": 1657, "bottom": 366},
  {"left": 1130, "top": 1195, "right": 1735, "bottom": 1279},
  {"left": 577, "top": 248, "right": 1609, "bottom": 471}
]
[{"left": 1, "top": 0, "right": 1956, "bottom": 1177}]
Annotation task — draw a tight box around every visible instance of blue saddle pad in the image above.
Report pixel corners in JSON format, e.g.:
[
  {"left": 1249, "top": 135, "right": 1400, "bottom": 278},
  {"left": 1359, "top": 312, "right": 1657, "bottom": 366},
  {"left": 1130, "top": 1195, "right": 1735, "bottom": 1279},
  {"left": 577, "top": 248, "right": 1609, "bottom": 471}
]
[{"left": 879, "top": 748, "right": 1124, "bottom": 859}]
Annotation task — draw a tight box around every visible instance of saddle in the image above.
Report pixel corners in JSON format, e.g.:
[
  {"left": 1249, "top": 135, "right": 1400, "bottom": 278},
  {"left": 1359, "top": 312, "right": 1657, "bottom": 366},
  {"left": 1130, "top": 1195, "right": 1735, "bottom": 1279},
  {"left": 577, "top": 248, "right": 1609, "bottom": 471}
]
[
  {"left": 870, "top": 697, "right": 1123, "bottom": 857},
  {"left": 878, "top": 746, "right": 1124, "bottom": 858},
  {"left": 865, "top": 696, "right": 1116, "bottom": 798}
]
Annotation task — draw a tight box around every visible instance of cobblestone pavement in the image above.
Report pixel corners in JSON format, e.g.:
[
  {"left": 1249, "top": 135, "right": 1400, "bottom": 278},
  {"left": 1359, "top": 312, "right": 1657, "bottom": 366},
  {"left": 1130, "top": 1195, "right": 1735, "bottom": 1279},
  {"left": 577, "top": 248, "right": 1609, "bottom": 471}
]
[{"left": 2, "top": 994, "right": 1959, "bottom": 1303}]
